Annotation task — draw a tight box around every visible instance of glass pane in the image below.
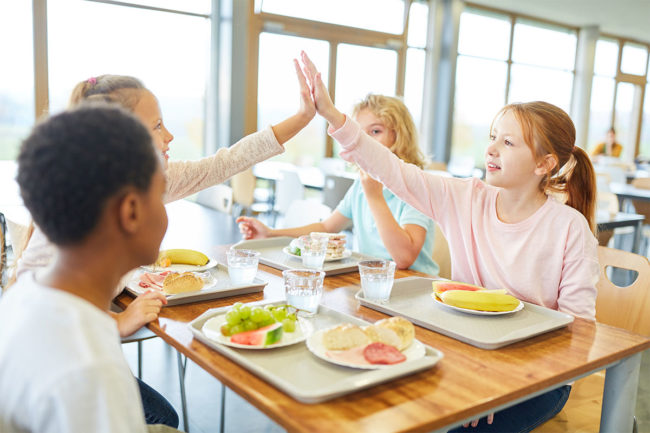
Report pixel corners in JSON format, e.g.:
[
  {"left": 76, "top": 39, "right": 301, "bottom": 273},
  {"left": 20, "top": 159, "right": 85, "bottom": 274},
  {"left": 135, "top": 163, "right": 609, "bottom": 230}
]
[
  {"left": 614, "top": 82, "right": 641, "bottom": 161},
  {"left": 508, "top": 64, "right": 573, "bottom": 113},
  {"left": 457, "top": 10, "right": 510, "bottom": 61},
  {"left": 48, "top": 0, "right": 210, "bottom": 161},
  {"left": 452, "top": 56, "right": 508, "bottom": 166},
  {"left": 512, "top": 21, "right": 576, "bottom": 70},
  {"left": 621, "top": 42, "right": 648, "bottom": 76},
  {"left": 587, "top": 76, "right": 616, "bottom": 154},
  {"left": 594, "top": 39, "right": 619, "bottom": 77},
  {"left": 261, "top": 0, "right": 405, "bottom": 34},
  {"left": 258, "top": 33, "right": 329, "bottom": 166},
  {"left": 639, "top": 82, "right": 650, "bottom": 158},
  {"left": 404, "top": 48, "right": 426, "bottom": 130},
  {"left": 407, "top": 1, "right": 428, "bottom": 48},
  {"left": 0, "top": 2, "right": 34, "bottom": 160},
  {"left": 117, "top": 1, "right": 211, "bottom": 15},
  {"left": 335, "top": 44, "right": 398, "bottom": 115}
]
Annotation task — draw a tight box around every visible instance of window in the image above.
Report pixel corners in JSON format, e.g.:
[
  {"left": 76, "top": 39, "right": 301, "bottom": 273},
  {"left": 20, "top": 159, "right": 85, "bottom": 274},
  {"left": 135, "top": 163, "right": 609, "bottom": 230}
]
[
  {"left": 640, "top": 78, "right": 650, "bottom": 157},
  {"left": 0, "top": 2, "right": 34, "bottom": 160},
  {"left": 404, "top": 1, "right": 428, "bottom": 129},
  {"left": 260, "top": 0, "right": 405, "bottom": 34},
  {"left": 588, "top": 39, "right": 618, "bottom": 152},
  {"left": 48, "top": 0, "right": 210, "bottom": 161},
  {"left": 257, "top": 33, "right": 329, "bottom": 166},
  {"left": 452, "top": 10, "right": 511, "bottom": 165},
  {"left": 621, "top": 42, "right": 648, "bottom": 76}
]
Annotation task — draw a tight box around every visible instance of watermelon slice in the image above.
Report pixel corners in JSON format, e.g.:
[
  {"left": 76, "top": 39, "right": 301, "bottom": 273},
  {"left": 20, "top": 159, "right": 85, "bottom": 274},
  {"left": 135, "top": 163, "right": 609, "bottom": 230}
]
[
  {"left": 432, "top": 280, "right": 485, "bottom": 296},
  {"left": 230, "top": 323, "right": 283, "bottom": 346}
]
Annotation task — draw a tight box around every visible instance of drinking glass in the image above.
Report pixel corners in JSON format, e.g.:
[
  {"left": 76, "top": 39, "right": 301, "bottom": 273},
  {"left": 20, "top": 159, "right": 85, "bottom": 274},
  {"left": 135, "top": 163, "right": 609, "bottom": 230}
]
[
  {"left": 226, "top": 249, "right": 260, "bottom": 285},
  {"left": 358, "top": 260, "right": 396, "bottom": 303},
  {"left": 283, "top": 269, "right": 325, "bottom": 316},
  {"left": 299, "top": 234, "right": 328, "bottom": 269}
]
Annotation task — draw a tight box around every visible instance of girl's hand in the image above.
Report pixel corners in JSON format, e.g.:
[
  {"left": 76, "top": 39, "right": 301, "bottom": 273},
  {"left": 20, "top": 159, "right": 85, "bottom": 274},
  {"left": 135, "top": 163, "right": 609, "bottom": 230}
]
[
  {"left": 294, "top": 58, "right": 316, "bottom": 123},
  {"left": 236, "top": 216, "right": 271, "bottom": 239},
  {"left": 116, "top": 290, "right": 167, "bottom": 338},
  {"left": 463, "top": 413, "right": 494, "bottom": 428},
  {"left": 359, "top": 170, "right": 383, "bottom": 199},
  {"left": 299, "top": 51, "right": 346, "bottom": 129}
]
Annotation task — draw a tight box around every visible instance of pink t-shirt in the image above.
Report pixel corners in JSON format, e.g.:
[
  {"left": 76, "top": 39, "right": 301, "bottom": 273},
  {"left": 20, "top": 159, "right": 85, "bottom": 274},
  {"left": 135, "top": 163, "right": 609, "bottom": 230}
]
[{"left": 331, "top": 117, "right": 598, "bottom": 320}]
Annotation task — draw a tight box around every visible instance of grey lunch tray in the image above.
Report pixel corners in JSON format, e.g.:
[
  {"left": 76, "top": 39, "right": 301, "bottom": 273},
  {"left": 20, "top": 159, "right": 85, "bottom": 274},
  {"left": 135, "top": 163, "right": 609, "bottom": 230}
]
[
  {"left": 232, "top": 236, "right": 379, "bottom": 276},
  {"left": 355, "top": 276, "right": 574, "bottom": 350},
  {"left": 188, "top": 300, "right": 443, "bottom": 404},
  {"left": 125, "top": 263, "right": 267, "bottom": 306}
]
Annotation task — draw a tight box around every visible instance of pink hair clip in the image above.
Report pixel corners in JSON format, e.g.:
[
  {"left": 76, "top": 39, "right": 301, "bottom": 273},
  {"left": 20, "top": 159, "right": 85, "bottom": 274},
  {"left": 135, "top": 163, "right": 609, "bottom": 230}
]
[{"left": 87, "top": 77, "right": 97, "bottom": 85}]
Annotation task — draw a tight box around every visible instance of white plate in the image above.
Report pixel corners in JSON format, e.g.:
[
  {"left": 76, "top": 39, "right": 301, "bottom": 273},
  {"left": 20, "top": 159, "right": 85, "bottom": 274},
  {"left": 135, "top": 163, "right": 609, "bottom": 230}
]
[
  {"left": 282, "top": 246, "right": 352, "bottom": 262},
  {"left": 140, "top": 256, "right": 218, "bottom": 272},
  {"left": 305, "top": 328, "right": 426, "bottom": 370},
  {"left": 201, "top": 314, "right": 308, "bottom": 350},
  {"left": 432, "top": 295, "right": 524, "bottom": 316},
  {"left": 127, "top": 270, "right": 217, "bottom": 297}
]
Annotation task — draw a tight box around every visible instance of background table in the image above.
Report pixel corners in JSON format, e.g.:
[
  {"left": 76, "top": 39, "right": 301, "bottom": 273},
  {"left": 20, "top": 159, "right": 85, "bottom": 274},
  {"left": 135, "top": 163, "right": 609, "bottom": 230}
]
[{"left": 115, "top": 245, "right": 650, "bottom": 433}]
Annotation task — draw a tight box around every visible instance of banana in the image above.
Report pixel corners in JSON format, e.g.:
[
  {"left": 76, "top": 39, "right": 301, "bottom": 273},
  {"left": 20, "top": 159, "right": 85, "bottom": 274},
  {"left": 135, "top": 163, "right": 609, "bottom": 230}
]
[
  {"left": 156, "top": 249, "right": 209, "bottom": 266},
  {"left": 440, "top": 290, "right": 519, "bottom": 312}
]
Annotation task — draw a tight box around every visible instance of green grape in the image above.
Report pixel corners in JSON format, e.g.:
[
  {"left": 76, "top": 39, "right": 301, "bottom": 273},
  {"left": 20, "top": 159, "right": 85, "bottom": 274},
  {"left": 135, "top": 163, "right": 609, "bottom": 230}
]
[
  {"left": 260, "top": 310, "right": 273, "bottom": 323},
  {"left": 239, "top": 305, "right": 251, "bottom": 320},
  {"left": 281, "top": 318, "right": 296, "bottom": 332},
  {"left": 225, "top": 310, "right": 241, "bottom": 326},
  {"left": 264, "top": 304, "right": 275, "bottom": 312},
  {"left": 220, "top": 323, "right": 232, "bottom": 336},
  {"left": 272, "top": 307, "right": 287, "bottom": 321},
  {"left": 243, "top": 319, "right": 257, "bottom": 331},
  {"left": 232, "top": 302, "right": 244, "bottom": 311},
  {"left": 287, "top": 312, "right": 297, "bottom": 321},
  {"left": 230, "top": 324, "right": 245, "bottom": 335},
  {"left": 260, "top": 318, "right": 276, "bottom": 327},
  {"left": 249, "top": 307, "right": 265, "bottom": 323}
]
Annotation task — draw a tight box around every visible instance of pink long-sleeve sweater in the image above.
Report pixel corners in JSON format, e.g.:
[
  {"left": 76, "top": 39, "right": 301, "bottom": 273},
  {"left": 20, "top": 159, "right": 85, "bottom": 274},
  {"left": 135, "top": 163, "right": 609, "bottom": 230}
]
[{"left": 332, "top": 117, "right": 598, "bottom": 320}]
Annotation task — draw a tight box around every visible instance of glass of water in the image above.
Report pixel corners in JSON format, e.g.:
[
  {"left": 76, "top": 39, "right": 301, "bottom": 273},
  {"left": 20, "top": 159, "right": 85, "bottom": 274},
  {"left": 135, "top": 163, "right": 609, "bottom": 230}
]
[
  {"left": 358, "top": 260, "right": 396, "bottom": 304},
  {"left": 226, "top": 249, "right": 260, "bottom": 285},
  {"left": 298, "top": 234, "right": 328, "bottom": 269},
  {"left": 283, "top": 269, "right": 325, "bottom": 316}
]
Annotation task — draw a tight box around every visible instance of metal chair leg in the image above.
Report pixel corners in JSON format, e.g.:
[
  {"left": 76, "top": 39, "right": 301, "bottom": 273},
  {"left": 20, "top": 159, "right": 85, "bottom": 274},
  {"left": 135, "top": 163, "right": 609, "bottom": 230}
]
[
  {"left": 137, "top": 340, "right": 143, "bottom": 379},
  {"left": 220, "top": 383, "right": 226, "bottom": 433},
  {"left": 176, "top": 351, "right": 189, "bottom": 432}
]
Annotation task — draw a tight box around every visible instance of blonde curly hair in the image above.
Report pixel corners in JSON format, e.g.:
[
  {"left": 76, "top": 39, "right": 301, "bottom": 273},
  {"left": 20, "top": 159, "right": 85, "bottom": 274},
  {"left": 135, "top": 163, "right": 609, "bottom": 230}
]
[{"left": 351, "top": 94, "right": 427, "bottom": 168}]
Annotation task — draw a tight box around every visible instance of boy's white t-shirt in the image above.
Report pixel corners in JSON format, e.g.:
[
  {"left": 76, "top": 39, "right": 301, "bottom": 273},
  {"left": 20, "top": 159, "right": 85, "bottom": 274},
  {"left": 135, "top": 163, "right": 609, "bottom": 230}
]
[{"left": 0, "top": 272, "right": 147, "bottom": 433}]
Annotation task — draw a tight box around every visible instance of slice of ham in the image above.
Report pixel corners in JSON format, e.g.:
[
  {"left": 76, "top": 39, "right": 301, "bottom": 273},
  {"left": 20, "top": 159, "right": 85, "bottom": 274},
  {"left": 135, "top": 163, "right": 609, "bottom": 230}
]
[
  {"left": 138, "top": 271, "right": 172, "bottom": 290},
  {"left": 363, "top": 342, "right": 406, "bottom": 365}
]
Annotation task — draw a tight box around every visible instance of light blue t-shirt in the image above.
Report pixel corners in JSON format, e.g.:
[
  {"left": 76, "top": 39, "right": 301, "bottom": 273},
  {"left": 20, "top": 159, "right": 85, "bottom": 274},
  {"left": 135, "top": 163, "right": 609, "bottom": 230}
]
[{"left": 336, "top": 179, "right": 439, "bottom": 276}]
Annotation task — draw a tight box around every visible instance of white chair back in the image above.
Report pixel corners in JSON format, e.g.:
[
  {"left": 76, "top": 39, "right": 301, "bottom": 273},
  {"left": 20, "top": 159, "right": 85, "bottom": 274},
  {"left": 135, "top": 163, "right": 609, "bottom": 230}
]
[
  {"left": 322, "top": 174, "right": 354, "bottom": 209},
  {"left": 280, "top": 200, "right": 331, "bottom": 229},
  {"left": 274, "top": 170, "right": 304, "bottom": 215},
  {"left": 196, "top": 184, "right": 233, "bottom": 214}
]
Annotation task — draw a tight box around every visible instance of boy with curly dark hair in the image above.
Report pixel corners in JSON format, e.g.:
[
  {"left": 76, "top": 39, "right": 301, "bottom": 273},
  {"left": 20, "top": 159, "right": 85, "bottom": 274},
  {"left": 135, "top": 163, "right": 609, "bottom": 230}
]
[{"left": 0, "top": 104, "right": 179, "bottom": 432}]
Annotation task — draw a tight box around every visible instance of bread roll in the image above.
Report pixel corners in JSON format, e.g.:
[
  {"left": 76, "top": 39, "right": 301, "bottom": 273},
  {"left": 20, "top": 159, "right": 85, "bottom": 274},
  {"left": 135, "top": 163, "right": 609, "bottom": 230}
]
[
  {"left": 322, "top": 324, "right": 369, "bottom": 350},
  {"left": 362, "top": 325, "right": 402, "bottom": 349},
  {"left": 374, "top": 317, "right": 415, "bottom": 350},
  {"left": 162, "top": 272, "right": 204, "bottom": 295}
]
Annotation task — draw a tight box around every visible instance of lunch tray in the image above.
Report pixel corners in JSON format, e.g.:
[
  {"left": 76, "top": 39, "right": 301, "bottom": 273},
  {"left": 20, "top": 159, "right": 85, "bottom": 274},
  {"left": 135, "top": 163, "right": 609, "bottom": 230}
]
[
  {"left": 124, "top": 263, "right": 267, "bottom": 306},
  {"left": 232, "top": 237, "right": 379, "bottom": 276},
  {"left": 355, "top": 276, "right": 574, "bottom": 350},
  {"left": 188, "top": 301, "right": 443, "bottom": 403}
]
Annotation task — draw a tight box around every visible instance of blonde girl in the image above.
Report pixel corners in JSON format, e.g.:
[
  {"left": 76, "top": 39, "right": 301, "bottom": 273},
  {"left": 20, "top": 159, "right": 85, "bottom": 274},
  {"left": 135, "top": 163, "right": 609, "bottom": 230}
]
[
  {"left": 16, "top": 64, "right": 314, "bottom": 339},
  {"left": 300, "top": 51, "right": 597, "bottom": 432},
  {"left": 237, "top": 94, "right": 439, "bottom": 275}
]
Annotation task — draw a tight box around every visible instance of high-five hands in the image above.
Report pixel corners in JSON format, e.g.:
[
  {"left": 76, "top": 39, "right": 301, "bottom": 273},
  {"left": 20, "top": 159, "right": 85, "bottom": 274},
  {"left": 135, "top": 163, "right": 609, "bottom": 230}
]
[{"left": 298, "top": 51, "right": 346, "bottom": 129}]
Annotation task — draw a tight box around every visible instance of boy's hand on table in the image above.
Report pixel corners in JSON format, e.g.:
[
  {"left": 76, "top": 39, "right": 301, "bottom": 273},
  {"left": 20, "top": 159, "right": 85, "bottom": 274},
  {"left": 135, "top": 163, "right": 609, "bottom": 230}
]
[{"left": 116, "top": 290, "right": 167, "bottom": 338}]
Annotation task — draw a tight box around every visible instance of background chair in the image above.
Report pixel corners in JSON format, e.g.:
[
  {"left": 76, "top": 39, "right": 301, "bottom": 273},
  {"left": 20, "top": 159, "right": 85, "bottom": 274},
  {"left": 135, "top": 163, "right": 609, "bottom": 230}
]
[
  {"left": 279, "top": 199, "right": 331, "bottom": 229},
  {"left": 272, "top": 170, "right": 304, "bottom": 224},
  {"left": 537, "top": 246, "right": 650, "bottom": 432},
  {"left": 596, "top": 191, "right": 620, "bottom": 247},
  {"left": 431, "top": 223, "right": 451, "bottom": 279},
  {"left": 322, "top": 174, "right": 354, "bottom": 210},
  {"left": 630, "top": 177, "right": 650, "bottom": 256},
  {"left": 230, "top": 168, "right": 273, "bottom": 217},
  {"left": 196, "top": 184, "right": 233, "bottom": 214}
]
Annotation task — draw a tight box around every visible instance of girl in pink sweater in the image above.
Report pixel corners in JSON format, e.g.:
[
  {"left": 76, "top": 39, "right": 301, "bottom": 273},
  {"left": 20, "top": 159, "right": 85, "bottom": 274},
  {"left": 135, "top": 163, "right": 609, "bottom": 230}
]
[{"left": 299, "top": 52, "right": 598, "bottom": 432}]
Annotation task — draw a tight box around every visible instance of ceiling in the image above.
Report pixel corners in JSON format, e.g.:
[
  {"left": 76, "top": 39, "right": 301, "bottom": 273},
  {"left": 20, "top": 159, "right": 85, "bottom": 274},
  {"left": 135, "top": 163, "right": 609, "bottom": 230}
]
[{"left": 466, "top": 0, "right": 650, "bottom": 44}]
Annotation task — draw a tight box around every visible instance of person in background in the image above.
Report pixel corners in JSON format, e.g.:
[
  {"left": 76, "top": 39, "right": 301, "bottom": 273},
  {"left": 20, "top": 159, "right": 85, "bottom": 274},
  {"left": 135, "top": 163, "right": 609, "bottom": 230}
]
[
  {"left": 0, "top": 104, "right": 180, "bottom": 432},
  {"left": 237, "top": 94, "right": 439, "bottom": 276},
  {"left": 591, "top": 126, "right": 623, "bottom": 158},
  {"left": 300, "top": 51, "right": 598, "bottom": 432}
]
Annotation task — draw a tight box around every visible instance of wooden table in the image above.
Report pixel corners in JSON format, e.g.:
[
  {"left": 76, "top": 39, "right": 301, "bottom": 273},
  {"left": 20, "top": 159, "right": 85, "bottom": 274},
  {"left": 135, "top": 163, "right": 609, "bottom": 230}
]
[
  {"left": 115, "top": 246, "right": 650, "bottom": 433},
  {"left": 610, "top": 182, "right": 650, "bottom": 206}
]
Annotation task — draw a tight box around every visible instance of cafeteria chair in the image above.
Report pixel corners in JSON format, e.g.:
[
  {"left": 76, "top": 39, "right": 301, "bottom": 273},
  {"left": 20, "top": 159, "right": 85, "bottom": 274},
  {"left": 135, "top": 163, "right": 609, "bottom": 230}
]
[
  {"left": 630, "top": 177, "right": 650, "bottom": 256},
  {"left": 536, "top": 246, "right": 650, "bottom": 432},
  {"left": 230, "top": 168, "right": 273, "bottom": 217},
  {"left": 271, "top": 170, "right": 304, "bottom": 225},
  {"left": 596, "top": 191, "right": 620, "bottom": 247},
  {"left": 196, "top": 184, "right": 233, "bottom": 214},
  {"left": 431, "top": 223, "right": 451, "bottom": 279},
  {"left": 279, "top": 199, "right": 332, "bottom": 228},
  {"left": 322, "top": 174, "right": 354, "bottom": 209}
]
